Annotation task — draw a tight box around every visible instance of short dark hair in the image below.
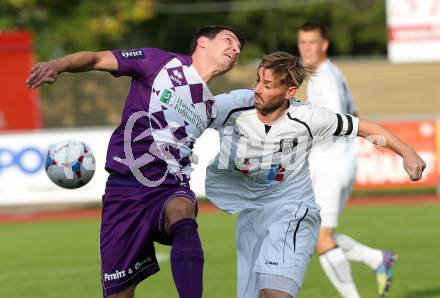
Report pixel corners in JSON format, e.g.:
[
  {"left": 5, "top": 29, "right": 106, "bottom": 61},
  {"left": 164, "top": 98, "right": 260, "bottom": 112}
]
[
  {"left": 189, "top": 25, "right": 245, "bottom": 54},
  {"left": 299, "top": 20, "right": 328, "bottom": 40},
  {"left": 259, "top": 52, "right": 314, "bottom": 88}
]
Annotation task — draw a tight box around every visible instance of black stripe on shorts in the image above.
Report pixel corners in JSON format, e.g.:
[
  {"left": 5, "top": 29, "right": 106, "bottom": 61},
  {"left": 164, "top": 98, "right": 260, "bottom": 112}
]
[{"left": 293, "top": 208, "right": 309, "bottom": 253}]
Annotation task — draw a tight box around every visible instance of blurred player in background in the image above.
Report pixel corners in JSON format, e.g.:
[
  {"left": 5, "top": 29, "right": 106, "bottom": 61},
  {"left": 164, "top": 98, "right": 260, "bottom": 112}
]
[
  {"left": 26, "top": 25, "right": 244, "bottom": 298},
  {"left": 298, "top": 20, "right": 397, "bottom": 297},
  {"left": 205, "top": 51, "right": 425, "bottom": 298}
]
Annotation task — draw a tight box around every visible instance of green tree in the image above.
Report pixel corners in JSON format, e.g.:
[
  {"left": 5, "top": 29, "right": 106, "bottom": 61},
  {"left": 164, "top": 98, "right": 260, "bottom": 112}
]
[
  {"left": 0, "top": 0, "right": 387, "bottom": 60},
  {"left": 0, "top": 0, "right": 155, "bottom": 59}
]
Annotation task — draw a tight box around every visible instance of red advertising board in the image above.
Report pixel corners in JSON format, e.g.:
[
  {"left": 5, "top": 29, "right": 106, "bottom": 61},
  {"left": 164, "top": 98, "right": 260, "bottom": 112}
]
[
  {"left": 0, "top": 31, "right": 42, "bottom": 131},
  {"left": 354, "top": 120, "right": 437, "bottom": 189}
]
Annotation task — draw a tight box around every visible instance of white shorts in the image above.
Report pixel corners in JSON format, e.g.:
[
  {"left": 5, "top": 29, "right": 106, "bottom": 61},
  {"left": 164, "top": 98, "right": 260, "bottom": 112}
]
[
  {"left": 309, "top": 160, "right": 356, "bottom": 228},
  {"left": 236, "top": 200, "right": 320, "bottom": 298}
]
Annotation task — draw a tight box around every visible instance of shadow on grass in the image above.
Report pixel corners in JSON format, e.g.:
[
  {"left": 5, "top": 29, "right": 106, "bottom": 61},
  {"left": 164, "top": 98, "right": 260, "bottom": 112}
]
[{"left": 403, "top": 288, "right": 440, "bottom": 298}]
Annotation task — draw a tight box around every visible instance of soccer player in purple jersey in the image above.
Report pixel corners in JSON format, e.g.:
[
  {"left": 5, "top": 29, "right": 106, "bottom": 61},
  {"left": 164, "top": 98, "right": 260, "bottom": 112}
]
[{"left": 26, "top": 25, "right": 244, "bottom": 298}]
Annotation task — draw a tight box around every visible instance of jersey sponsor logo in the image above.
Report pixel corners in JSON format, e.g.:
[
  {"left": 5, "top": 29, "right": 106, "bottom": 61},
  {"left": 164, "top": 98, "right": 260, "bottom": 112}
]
[
  {"left": 103, "top": 270, "right": 126, "bottom": 282},
  {"left": 121, "top": 50, "right": 145, "bottom": 59},
  {"left": 160, "top": 89, "right": 172, "bottom": 104},
  {"left": 103, "top": 257, "right": 152, "bottom": 282},
  {"left": 159, "top": 89, "right": 205, "bottom": 134}
]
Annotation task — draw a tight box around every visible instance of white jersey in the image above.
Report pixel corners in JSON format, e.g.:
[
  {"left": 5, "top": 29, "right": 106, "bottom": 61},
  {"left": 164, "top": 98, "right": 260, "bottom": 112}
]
[
  {"left": 307, "top": 59, "right": 357, "bottom": 162},
  {"left": 205, "top": 89, "right": 359, "bottom": 214}
]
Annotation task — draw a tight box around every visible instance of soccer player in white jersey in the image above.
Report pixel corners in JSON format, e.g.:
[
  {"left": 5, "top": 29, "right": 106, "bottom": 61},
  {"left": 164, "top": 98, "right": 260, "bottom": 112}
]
[
  {"left": 26, "top": 26, "right": 244, "bottom": 298},
  {"left": 298, "top": 20, "right": 397, "bottom": 298},
  {"left": 205, "top": 51, "right": 425, "bottom": 298}
]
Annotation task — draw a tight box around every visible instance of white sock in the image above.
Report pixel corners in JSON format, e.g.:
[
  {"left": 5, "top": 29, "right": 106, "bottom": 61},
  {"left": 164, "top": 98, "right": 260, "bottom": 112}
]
[
  {"left": 334, "top": 233, "right": 383, "bottom": 270},
  {"left": 319, "top": 247, "right": 360, "bottom": 298}
]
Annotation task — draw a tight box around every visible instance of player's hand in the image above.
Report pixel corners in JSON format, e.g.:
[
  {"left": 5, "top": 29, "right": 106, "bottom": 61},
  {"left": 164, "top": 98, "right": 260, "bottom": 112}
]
[
  {"left": 403, "top": 150, "right": 426, "bottom": 181},
  {"left": 26, "top": 60, "right": 60, "bottom": 89}
]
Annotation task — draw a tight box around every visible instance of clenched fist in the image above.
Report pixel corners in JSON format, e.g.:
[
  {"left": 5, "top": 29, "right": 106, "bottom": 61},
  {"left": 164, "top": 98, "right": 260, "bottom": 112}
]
[{"left": 403, "top": 150, "right": 426, "bottom": 181}]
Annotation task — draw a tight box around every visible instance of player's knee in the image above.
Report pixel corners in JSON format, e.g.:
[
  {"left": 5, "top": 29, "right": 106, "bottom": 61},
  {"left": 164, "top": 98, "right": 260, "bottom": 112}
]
[
  {"left": 165, "top": 197, "right": 195, "bottom": 224},
  {"left": 171, "top": 199, "right": 194, "bottom": 218},
  {"left": 316, "top": 237, "right": 337, "bottom": 254}
]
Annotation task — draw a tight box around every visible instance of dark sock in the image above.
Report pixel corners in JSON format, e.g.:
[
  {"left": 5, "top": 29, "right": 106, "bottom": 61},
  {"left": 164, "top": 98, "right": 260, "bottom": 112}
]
[{"left": 170, "top": 218, "right": 204, "bottom": 298}]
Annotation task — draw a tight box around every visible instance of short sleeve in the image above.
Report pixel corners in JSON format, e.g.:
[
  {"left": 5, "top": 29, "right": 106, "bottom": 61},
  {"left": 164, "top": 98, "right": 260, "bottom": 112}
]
[
  {"left": 310, "top": 105, "right": 359, "bottom": 139},
  {"left": 111, "top": 48, "right": 173, "bottom": 79},
  {"left": 210, "top": 89, "right": 255, "bottom": 130}
]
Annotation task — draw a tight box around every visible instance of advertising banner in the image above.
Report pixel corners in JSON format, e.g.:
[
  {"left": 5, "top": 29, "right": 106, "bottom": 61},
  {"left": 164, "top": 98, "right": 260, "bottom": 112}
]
[
  {"left": 386, "top": 0, "right": 440, "bottom": 63},
  {"left": 0, "top": 128, "right": 112, "bottom": 205},
  {"left": 354, "top": 120, "right": 437, "bottom": 189}
]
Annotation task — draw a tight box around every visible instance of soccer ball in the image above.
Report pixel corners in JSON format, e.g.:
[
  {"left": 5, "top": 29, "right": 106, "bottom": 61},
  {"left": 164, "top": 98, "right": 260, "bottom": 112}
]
[{"left": 45, "top": 140, "right": 96, "bottom": 189}]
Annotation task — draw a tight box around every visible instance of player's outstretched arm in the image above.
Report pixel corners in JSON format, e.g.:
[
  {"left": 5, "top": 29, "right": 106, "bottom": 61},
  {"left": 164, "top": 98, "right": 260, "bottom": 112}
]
[
  {"left": 358, "top": 119, "right": 426, "bottom": 181},
  {"left": 26, "top": 51, "right": 117, "bottom": 89}
]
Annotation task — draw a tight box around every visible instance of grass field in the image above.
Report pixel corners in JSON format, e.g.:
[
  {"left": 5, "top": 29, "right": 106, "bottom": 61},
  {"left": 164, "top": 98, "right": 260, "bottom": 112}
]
[{"left": 1, "top": 202, "right": 440, "bottom": 298}]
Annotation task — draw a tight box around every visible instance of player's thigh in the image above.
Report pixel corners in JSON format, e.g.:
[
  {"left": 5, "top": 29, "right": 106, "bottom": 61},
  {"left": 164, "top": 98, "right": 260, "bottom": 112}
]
[
  {"left": 313, "top": 168, "right": 354, "bottom": 227},
  {"left": 338, "top": 168, "right": 356, "bottom": 213},
  {"left": 236, "top": 209, "right": 262, "bottom": 298},
  {"left": 312, "top": 172, "right": 342, "bottom": 213},
  {"left": 100, "top": 185, "right": 163, "bottom": 296},
  {"left": 237, "top": 209, "right": 260, "bottom": 267},
  {"left": 255, "top": 204, "right": 320, "bottom": 291}
]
